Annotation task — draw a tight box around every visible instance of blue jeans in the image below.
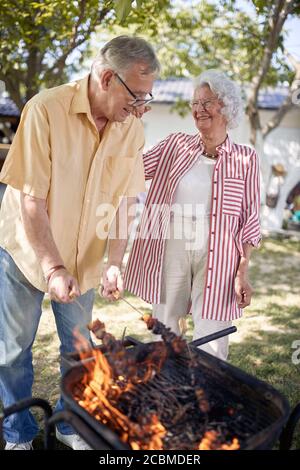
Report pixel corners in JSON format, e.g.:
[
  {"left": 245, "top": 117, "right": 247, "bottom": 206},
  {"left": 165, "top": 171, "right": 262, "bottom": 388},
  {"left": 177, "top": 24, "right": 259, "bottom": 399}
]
[{"left": 0, "top": 247, "right": 95, "bottom": 443}]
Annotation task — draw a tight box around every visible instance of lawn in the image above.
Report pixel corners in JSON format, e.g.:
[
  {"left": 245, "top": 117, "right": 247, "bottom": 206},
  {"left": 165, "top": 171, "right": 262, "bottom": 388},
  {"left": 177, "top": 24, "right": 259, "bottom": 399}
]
[{"left": 1, "top": 237, "right": 299, "bottom": 450}]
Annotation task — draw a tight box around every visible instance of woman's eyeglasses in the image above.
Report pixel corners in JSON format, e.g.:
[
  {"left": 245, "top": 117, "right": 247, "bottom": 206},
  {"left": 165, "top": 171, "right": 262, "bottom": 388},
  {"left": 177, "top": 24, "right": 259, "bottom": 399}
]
[{"left": 190, "top": 98, "right": 218, "bottom": 110}]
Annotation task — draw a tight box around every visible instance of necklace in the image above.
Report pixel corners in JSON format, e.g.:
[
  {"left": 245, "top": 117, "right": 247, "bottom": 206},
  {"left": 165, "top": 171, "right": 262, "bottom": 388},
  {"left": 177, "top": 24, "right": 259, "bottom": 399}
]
[{"left": 202, "top": 151, "right": 218, "bottom": 160}]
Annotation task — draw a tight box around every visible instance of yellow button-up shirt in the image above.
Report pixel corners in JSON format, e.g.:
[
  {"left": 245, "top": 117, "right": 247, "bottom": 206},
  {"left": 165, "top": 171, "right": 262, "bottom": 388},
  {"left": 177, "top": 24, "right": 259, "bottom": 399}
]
[{"left": 0, "top": 76, "right": 146, "bottom": 293}]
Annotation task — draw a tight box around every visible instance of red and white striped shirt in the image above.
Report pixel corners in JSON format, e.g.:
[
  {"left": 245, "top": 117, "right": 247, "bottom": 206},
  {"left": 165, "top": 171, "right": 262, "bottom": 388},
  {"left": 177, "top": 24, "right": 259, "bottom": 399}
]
[{"left": 125, "top": 132, "right": 261, "bottom": 321}]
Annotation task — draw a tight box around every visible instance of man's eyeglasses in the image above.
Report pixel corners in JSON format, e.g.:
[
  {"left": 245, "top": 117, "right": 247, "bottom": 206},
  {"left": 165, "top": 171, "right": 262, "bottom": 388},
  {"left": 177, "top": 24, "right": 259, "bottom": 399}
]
[
  {"left": 115, "top": 73, "right": 153, "bottom": 107},
  {"left": 190, "top": 98, "right": 218, "bottom": 110}
]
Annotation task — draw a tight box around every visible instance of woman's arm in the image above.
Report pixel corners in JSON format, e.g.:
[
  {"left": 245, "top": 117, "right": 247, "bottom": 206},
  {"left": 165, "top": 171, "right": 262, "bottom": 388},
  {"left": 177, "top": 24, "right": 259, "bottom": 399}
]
[
  {"left": 240, "top": 149, "right": 261, "bottom": 248},
  {"left": 235, "top": 149, "right": 261, "bottom": 308},
  {"left": 235, "top": 243, "right": 253, "bottom": 308},
  {"left": 143, "top": 134, "right": 173, "bottom": 180}
]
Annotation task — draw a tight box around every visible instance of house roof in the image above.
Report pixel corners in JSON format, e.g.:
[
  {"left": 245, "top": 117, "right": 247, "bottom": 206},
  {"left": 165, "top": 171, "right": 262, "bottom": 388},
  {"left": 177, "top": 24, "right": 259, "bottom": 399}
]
[
  {"left": 152, "top": 78, "right": 289, "bottom": 109},
  {"left": 0, "top": 96, "right": 20, "bottom": 117},
  {"left": 0, "top": 80, "right": 290, "bottom": 115}
]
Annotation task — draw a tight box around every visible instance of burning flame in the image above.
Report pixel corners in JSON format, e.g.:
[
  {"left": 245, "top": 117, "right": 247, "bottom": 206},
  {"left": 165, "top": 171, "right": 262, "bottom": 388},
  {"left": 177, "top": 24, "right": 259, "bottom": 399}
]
[
  {"left": 73, "top": 322, "right": 240, "bottom": 451},
  {"left": 73, "top": 327, "right": 167, "bottom": 450},
  {"left": 198, "top": 431, "right": 240, "bottom": 450}
]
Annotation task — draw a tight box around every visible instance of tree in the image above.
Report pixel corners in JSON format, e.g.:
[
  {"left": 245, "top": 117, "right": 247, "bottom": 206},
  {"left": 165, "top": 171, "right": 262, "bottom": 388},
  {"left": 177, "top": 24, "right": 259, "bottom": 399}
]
[
  {"left": 0, "top": 0, "right": 169, "bottom": 110},
  {"left": 245, "top": 0, "right": 300, "bottom": 146},
  {"left": 99, "top": 0, "right": 299, "bottom": 147}
]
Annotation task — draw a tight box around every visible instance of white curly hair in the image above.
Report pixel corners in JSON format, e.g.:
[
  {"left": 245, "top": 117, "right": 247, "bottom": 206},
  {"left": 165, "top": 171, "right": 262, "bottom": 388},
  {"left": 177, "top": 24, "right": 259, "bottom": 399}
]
[{"left": 193, "top": 69, "right": 243, "bottom": 129}]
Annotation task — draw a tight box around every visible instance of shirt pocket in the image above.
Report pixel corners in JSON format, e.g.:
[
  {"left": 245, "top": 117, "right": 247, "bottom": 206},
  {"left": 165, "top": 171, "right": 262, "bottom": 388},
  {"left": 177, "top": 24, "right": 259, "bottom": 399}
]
[
  {"left": 222, "top": 177, "right": 245, "bottom": 217},
  {"left": 101, "top": 156, "right": 136, "bottom": 196}
]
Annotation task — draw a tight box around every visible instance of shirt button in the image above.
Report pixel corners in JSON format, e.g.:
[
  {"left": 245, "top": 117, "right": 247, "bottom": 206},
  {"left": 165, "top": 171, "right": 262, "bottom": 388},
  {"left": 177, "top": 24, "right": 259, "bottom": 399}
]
[
  {"left": 214, "top": 197, "right": 217, "bottom": 200},
  {"left": 207, "top": 286, "right": 211, "bottom": 289},
  {"left": 210, "top": 249, "right": 213, "bottom": 252},
  {"left": 208, "top": 268, "right": 212, "bottom": 270},
  {"left": 212, "top": 231, "right": 215, "bottom": 234},
  {"left": 213, "top": 214, "right": 216, "bottom": 217}
]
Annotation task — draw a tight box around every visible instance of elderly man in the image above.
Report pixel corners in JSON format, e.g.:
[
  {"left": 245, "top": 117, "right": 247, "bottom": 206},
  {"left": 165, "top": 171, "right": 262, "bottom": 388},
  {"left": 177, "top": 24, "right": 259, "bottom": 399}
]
[{"left": 0, "top": 35, "right": 159, "bottom": 450}]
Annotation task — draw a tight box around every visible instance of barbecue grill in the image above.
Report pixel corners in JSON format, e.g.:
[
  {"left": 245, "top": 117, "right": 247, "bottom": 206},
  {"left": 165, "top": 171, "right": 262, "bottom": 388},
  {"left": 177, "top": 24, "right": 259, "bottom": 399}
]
[{"left": 1, "top": 327, "right": 299, "bottom": 450}]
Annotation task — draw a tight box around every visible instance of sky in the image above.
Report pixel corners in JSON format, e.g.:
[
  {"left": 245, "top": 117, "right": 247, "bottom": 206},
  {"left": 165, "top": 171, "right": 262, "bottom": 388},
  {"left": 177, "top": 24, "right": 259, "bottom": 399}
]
[
  {"left": 284, "top": 16, "right": 300, "bottom": 59},
  {"left": 237, "top": 0, "right": 300, "bottom": 59}
]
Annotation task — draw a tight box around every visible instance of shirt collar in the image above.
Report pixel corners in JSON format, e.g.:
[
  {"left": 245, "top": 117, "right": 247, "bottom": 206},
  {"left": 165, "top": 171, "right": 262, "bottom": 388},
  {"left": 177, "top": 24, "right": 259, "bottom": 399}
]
[
  {"left": 216, "top": 134, "right": 233, "bottom": 154},
  {"left": 69, "top": 75, "right": 91, "bottom": 116},
  {"left": 197, "top": 133, "right": 233, "bottom": 154},
  {"left": 69, "top": 74, "right": 131, "bottom": 126}
]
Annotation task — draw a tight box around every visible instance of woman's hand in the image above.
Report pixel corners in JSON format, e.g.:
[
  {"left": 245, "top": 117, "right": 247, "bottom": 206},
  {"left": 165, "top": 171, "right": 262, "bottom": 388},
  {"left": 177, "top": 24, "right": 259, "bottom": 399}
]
[
  {"left": 235, "top": 271, "right": 253, "bottom": 308},
  {"left": 131, "top": 105, "right": 151, "bottom": 119}
]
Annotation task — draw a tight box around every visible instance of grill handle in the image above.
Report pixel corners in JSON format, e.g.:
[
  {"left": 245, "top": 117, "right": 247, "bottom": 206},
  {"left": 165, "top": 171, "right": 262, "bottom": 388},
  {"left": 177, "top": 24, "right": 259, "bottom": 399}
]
[
  {"left": 45, "top": 411, "right": 119, "bottom": 450},
  {"left": 126, "top": 327, "right": 237, "bottom": 349},
  {"left": 279, "top": 402, "right": 300, "bottom": 450},
  {"left": 189, "top": 326, "right": 237, "bottom": 347},
  {"left": 1, "top": 397, "right": 54, "bottom": 449}
]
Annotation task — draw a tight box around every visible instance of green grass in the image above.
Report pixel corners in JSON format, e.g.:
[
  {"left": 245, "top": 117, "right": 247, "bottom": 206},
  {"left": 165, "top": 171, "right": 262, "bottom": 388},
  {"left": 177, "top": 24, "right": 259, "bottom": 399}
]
[{"left": 1, "top": 237, "right": 299, "bottom": 450}]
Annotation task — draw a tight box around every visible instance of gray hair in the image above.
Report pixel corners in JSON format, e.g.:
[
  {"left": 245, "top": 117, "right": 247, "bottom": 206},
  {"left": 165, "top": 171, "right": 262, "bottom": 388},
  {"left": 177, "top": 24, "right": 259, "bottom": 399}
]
[
  {"left": 193, "top": 69, "right": 243, "bottom": 129},
  {"left": 91, "top": 35, "right": 160, "bottom": 79}
]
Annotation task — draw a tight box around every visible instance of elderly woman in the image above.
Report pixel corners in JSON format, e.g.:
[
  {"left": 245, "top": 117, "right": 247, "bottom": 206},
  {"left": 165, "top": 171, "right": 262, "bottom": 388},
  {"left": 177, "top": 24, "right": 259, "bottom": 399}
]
[{"left": 125, "top": 70, "right": 261, "bottom": 360}]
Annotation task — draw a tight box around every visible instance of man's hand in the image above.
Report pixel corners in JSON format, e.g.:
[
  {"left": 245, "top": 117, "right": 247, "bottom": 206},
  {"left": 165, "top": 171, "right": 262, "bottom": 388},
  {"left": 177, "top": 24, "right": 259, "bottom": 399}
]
[
  {"left": 235, "top": 272, "right": 253, "bottom": 309},
  {"left": 100, "top": 265, "right": 124, "bottom": 301},
  {"left": 48, "top": 268, "right": 81, "bottom": 303}
]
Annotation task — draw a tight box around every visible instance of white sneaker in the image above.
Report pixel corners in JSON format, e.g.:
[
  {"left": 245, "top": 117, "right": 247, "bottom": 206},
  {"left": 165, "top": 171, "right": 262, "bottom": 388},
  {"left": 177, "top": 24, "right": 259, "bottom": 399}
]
[
  {"left": 56, "top": 429, "right": 92, "bottom": 450},
  {"left": 5, "top": 440, "right": 33, "bottom": 450}
]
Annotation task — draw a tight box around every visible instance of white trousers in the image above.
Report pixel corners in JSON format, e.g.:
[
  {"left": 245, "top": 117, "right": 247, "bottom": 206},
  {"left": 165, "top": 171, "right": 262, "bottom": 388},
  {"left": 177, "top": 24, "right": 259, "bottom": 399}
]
[{"left": 152, "top": 216, "right": 232, "bottom": 361}]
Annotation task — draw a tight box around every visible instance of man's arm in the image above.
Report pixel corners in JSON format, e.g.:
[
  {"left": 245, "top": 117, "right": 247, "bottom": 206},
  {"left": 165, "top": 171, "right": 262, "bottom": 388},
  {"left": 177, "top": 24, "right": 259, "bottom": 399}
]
[
  {"left": 101, "top": 196, "right": 136, "bottom": 300},
  {"left": 235, "top": 243, "right": 253, "bottom": 309},
  {"left": 20, "top": 192, "right": 80, "bottom": 302}
]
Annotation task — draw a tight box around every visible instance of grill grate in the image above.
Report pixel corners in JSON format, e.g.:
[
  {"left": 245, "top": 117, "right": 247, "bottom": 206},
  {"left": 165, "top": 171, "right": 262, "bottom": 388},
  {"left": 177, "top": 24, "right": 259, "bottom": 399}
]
[
  {"left": 116, "top": 355, "right": 281, "bottom": 448},
  {"left": 63, "top": 341, "right": 289, "bottom": 450}
]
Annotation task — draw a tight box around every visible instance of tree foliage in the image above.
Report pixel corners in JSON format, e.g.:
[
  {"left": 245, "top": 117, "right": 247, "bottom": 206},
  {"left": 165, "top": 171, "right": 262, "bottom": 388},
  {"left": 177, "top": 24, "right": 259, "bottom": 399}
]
[
  {"left": 98, "top": 0, "right": 300, "bottom": 144},
  {"left": 102, "top": 1, "right": 296, "bottom": 82},
  {"left": 1, "top": 0, "right": 299, "bottom": 146},
  {"left": 0, "top": 0, "right": 169, "bottom": 109}
]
